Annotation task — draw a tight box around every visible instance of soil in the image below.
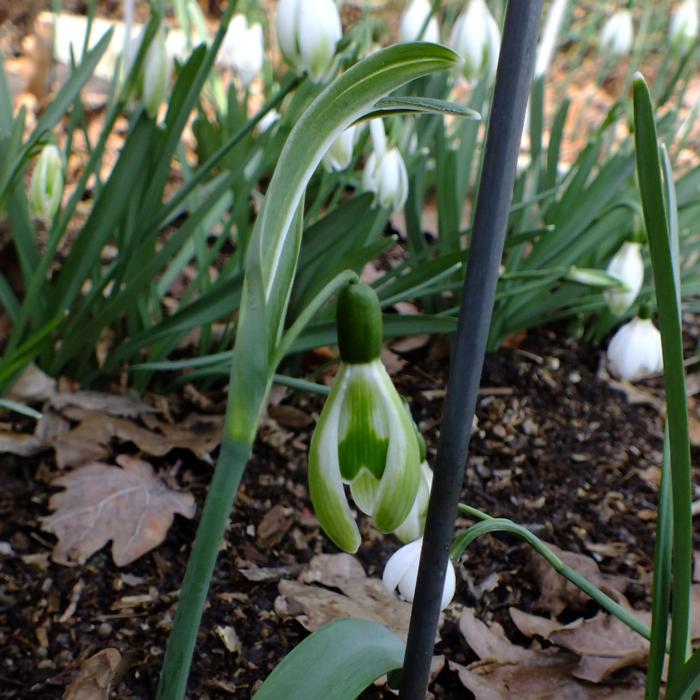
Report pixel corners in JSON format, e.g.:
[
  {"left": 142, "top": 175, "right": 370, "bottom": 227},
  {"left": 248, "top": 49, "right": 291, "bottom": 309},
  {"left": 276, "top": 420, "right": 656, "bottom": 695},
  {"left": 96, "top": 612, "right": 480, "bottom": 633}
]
[{"left": 0, "top": 325, "right": 674, "bottom": 699}]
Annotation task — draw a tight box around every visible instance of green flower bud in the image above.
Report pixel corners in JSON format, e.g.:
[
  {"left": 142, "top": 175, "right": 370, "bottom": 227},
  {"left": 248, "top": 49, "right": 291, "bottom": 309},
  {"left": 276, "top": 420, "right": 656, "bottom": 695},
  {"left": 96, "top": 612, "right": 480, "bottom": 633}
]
[{"left": 30, "top": 144, "right": 63, "bottom": 221}]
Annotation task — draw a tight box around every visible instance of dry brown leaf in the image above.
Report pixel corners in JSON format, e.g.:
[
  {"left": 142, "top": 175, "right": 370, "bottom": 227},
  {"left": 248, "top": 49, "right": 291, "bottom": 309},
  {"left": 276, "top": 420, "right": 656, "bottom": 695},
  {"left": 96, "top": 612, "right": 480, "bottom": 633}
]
[
  {"left": 63, "top": 648, "right": 122, "bottom": 700},
  {"left": 50, "top": 390, "right": 154, "bottom": 418},
  {"left": 7, "top": 362, "right": 56, "bottom": 402},
  {"left": 509, "top": 607, "right": 569, "bottom": 639},
  {"left": 41, "top": 455, "right": 196, "bottom": 566},
  {"left": 275, "top": 553, "right": 414, "bottom": 639},
  {"left": 256, "top": 505, "right": 294, "bottom": 548},
  {"left": 0, "top": 409, "right": 69, "bottom": 457}
]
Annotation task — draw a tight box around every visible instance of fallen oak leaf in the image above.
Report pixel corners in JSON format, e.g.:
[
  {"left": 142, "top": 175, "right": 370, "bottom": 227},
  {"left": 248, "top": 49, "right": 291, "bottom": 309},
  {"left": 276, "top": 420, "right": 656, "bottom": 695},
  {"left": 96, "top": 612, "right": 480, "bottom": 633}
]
[
  {"left": 41, "top": 455, "right": 196, "bottom": 566},
  {"left": 63, "top": 648, "right": 123, "bottom": 700}
]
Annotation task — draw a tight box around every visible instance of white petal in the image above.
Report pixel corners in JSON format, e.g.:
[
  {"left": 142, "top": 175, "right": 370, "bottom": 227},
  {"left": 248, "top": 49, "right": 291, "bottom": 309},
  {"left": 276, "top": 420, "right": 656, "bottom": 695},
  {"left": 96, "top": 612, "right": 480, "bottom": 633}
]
[{"left": 383, "top": 538, "right": 423, "bottom": 597}]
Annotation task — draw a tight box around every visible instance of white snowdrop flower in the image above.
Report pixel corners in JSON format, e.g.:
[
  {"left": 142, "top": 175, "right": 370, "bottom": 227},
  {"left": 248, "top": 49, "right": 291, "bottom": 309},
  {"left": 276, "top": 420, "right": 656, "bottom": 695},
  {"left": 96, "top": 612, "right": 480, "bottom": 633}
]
[
  {"left": 383, "top": 538, "right": 456, "bottom": 610},
  {"left": 140, "top": 28, "right": 172, "bottom": 118},
  {"left": 30, "top": 144, "right": 63, "bottom": 221},
  {"left": 276, "top": 0, "right": 342, "bottom": 82},
  {"left": 393, "top": 462, "right": 432, "bottom": 544},
  {"left": 399, "top": 0, "right": 440, "bottom": 43},
  {"left": 362, "top": 146, "right": 409, "bottom": 212},
  {"left": 535, "top": 0, "right": 568, "bottom": 78},
  {"left": 670, "top": 0, "right": 699, "bottom": 51},
  {"left": 218, "top": 14, "right": 264, "bottom": 87},
  {"left": 599, "top": 10, "right": 634, "bottom": 58},
  {"left": 449, "top": 0, "right": 501, "bottom": 82},
  {"left": 258, "top": 109, "right": 281, "bottom": 133},
  {"left": 604, "top": 242, "right": 645, "bottom": 316},
  {"left": 607, "top": 317, "right": 663, "bottom": 381},
  {"left": 323, "top": 125, "right": 358, "bottom": 172}
]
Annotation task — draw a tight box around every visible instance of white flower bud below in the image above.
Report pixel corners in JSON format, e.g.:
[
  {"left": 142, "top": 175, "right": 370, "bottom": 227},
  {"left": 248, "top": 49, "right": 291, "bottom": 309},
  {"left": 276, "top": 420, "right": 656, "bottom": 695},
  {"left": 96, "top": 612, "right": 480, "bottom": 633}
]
[
  {"left": 604, "top": 242, "right": 645, "bottom": 316},
  {"left": 362, "top": 146, "right": 409, "bottom": 213},
  {"left": 218, "top": 14, "right": 265, "bottom": 87},
  {"left": 599, "top": 10, "right": 634, "bottom": 58},
  {"left": 323, "top": 125, "right": 357, "bottom": 172},
  {"left": 670, "top": 0, "right": 699, "bottom": 52},
  {"left": 399, "top": 0, "right": 440, "bottom": 44},
  {"left": 143, "top": 28, "right": 172, "bottom": 118},
  {"left": 383, "top": 537, "right": 456, "bottom": 610},
  {"left": 30, "top": 144, "right": 64, "bottom": 221},
  {"left": 276, "top": 0, "right": 342, "bottom": 82},
  {"left": 449, "top": 0, "right": 500, "bottom": 82},
  {"left": 607, "top": 317, "right": 663, "bottom": 381}
]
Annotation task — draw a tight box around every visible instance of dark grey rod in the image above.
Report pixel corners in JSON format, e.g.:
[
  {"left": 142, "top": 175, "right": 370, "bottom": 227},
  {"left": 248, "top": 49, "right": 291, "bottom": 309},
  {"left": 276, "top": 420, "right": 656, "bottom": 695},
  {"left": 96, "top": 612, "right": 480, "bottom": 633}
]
[{"left": 398, "top": 2, "right": 543, "bottom": 698}]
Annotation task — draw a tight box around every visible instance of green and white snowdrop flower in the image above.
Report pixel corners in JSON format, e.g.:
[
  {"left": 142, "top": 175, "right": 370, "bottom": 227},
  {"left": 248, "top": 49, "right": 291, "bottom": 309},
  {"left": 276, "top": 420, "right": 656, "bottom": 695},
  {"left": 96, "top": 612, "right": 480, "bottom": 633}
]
[
  {"left": 276, "top": 0, "right": 342, "bottom": 82},
  {"left": 383, "top": 537, "right": 456, "bottom": 610},
  {"left": 607, "top": 317, "right": 663, "bottom": 381},
  {"left": 322, "top": 124, "right": 358, "bottom": 172},
  {"left": 604, "top": 241, "right": 644, "bottom": 316},
  {"left": 393, "top": 461, "right": 432, "bottom": 543},
  {"left": 142, "top": 28, "right": 172, "bottom": 118},
  {"left": 670, "top": 0, "right": 699, "bottom": 52},
  {"left": 599, "top": 10, "right": 634, "bottom": 58},
  {"left": 362, "top": 123, "right": 409, "bottom": 212},
  {"left": 308, "top": 282, "right": 421, "bottom": 553},
  {"left": 449, "top": 0, "right": 500, "bottom": 82},
  {"left": 218, "top": 14, "right": 265, "bottom": 88},
  {"left": 399, "top": 0, "right": 440, "bottom": 44},
  {"left": 30, "top": 144, "right": 64, "bottom": 221}
]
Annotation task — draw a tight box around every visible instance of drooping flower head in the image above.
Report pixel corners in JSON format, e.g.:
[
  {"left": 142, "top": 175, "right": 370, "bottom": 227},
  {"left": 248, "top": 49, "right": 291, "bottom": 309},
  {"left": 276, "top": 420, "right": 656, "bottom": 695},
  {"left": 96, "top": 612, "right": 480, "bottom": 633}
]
[
  {"left": 607, "top": 316, "right": 663, "bottom": 381},
  {"left": 604, "top": 241, "right": 645, "bottom": 317},
  {"left": 599, "top": 10, "right": 634, "bottom": 58},
  {"left": 400, "top": 0, "right": 440, "bottom": 44},
  {"left": 449, "top": 0, "right": 501, "bottom": 82},
  {"left": 218, "top": 14, "right": 265, "bottom": 87},
  {"left": 30, "top": 144, "right": 64, "bottom": 221}
]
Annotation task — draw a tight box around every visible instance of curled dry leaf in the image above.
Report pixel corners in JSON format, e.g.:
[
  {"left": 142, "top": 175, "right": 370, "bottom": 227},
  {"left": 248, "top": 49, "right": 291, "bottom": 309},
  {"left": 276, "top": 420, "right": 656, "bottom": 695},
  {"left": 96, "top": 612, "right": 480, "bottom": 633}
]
[
  {"left": 41, "top": 455, "right": 196, "bottom": 566},
  {"left": 63, "top": 648, "right": 122, "bottom": 700}
]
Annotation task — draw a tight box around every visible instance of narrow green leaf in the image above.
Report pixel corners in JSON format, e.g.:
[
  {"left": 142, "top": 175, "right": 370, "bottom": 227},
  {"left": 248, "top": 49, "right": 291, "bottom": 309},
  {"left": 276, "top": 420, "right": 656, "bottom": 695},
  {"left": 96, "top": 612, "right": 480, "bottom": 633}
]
[
  {"left": 255, "top": 620, "right": 405, "bottom": 700},
  {"left": 365, "top": 95, "right": 480, "bottom": 120}
]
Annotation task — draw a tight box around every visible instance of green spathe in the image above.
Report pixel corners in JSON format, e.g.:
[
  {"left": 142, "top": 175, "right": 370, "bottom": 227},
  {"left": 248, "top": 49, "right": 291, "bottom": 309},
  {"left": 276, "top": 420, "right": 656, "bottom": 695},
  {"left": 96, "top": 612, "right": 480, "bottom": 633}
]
[
  {"left": 336, "top": 281, "right": 383, "bottom": 363},
  {"left": 308, "top": 359, "right": 421, "bottom": 553}
]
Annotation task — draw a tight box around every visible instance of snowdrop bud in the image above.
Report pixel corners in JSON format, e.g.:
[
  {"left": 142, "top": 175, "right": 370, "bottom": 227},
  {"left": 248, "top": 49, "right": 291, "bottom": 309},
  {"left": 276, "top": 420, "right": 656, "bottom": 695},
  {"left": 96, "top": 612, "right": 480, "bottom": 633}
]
[
  {"left": 362, "top": 147, "right": 409, "bottom": 213},
  {"left": 604, "top": 242, "right": 645, "bottom": 316},
  {"left": 383, "top": 538, "right": 456, "bottom": 610},
  {"left": 393, "top": 461, "right": 432, "bottom": 543},
  {"left": 323, "top": 125, "right": 357, "bottom": 172},
  {"left": 400, "top": 0, "right": 440, "bottom": 43},
  {"left": 308, "top": 282, "right": 421, "bottom": 553},
  {"left": 599, "top": 10, "right": 634, "bottom": 58},
  {"left": 30, "top": 144, "right": 63, "bottom": 221},
  {"left": 607, "top": 317, "right": 663, "bottom": 381},
  {"left": 258, "top": 109, "right": 281, "bottom": 133},
  {"left": 535, "top": 0, "right": 568, "bottom": 78},
  {"left": 143, "top": 29, "right": 172, "bottom": 118},
  {"left": 218, "top": 14, "right": 265, "bottom": 87},
  {"left": 670, "top": 0, "right": 699, "bottom": 52},
  {"left": 449, "top": 0, "right": 501, "bottom": 82},
  {"left": 276, "top": 0, "right": 342, "bottom": 82}
]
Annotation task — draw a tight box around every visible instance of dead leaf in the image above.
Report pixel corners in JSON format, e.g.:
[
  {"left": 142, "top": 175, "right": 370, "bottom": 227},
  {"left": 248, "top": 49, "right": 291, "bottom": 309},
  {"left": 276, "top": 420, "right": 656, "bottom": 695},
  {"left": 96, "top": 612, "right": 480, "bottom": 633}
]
[
  {"left": 275, "top": 553, "right": 414, "bottom": 639},
  {"left": 0, "top": 409, "right": 69, "bottom": 456},
  {"left": 63, "top": 648, "right": 122, "bottom": 700},
  {"left": 216, "top": 625, "right": 242, "bottom": 655},
  {"left": 50, "top": 391, "right": 154, "bottom": 418},
  {"left": 41, "top": 455, "right": 196, "bottom": 566},
  {"left": 256, "top": 505, "right": 294, "bottom": 548},
  {"left": 7, "top": 362, "right": 56, "bottom": 402},
  {"left": 267, "top": 404, "right": 313, "bottom": 430}
]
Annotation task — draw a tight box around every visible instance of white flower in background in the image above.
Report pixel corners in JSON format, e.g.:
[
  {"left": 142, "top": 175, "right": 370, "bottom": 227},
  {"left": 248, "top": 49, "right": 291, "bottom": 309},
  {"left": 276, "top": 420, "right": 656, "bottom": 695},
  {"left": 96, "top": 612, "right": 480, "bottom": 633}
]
[
  {"left": 393, "top": 461, "right": 432, "bottom": 543},
  {"left": 362, "top": 147, "right": 409, "bottom": 212},
  {"left": 607, "top": 317, "right": 663, "bottom": 381},
  {"left": 670, "top": 0, "right": 699, "bottom": 51},
  {"left": 534, "top": 0, "right": 568, "bottom": 78},
  {"left": 604, "top": 242, "right": 645, "bottom": 316},
  {"left": 218, "top": 14, "right": 265, "bottom": 87},
  {"left": 323, "top": 125, "right": 358, "bottom": 172},
  {"left": 276, "top": 0, "right": 342, "bottom": 82},
  {"left": 258, "top": 109, "right": 281, "bottom": 133},
  {"left": 399, "top": 0, "right": 440, "bottom": 43},
  {"left": 599, "top": 10, "right": 634, "bottom": 58},
  {"left": 383, "top": 537, "right": 456, "bottom": 610},
  {"left": 449, "top": 0, "right": 501, "bottom": 82},
  {"left": 142, "top": 28, "right": 172, "bottom": 117},
  {"left": 30, "top": 144, "right": 64, "bottom": 221},
  {"left": 308, "top": 282, "right": 421, "bottom": 553}
]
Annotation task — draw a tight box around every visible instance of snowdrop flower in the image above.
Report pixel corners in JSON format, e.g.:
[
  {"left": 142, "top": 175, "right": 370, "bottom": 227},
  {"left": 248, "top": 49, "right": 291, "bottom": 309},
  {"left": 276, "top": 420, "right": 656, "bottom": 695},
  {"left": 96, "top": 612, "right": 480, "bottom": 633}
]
[
  {"left": 323, "top": 125, "right": 357, "bottom": 172},
  {"left": 534, "top": 0, "right": 568, "bottom": 78},
  {"left": 140, "top": 28, "right": 172, "bottom": 118},
  {"left": 449, "top": 0, "right": 501, "bottom": 82},
  {"left": 30, "top": 144, "right": 63, "bottom": 221},
  {"left": 400, "top": 0, "right": 440, "bottom": 44},
  {"left": 383, "top": 538, "right": 456, "bottom": 610},
  {"left": 218, "top": 14, "right": 264, "bottom": 87},
  {"left": 599, "top": 10, "right": 634, "bottom": 58},
  {"left": 276, "top": 0, "right": 342, "bottom": 82},
  {"left": 362, "top": 146, "right": 409, "bottom": 212},
  {"left": 607, "top": 317, "right": 663, "bottom": 381},
  {"left": 308, "top": 282, "right": 421, "bottom": 553},
  {"left": 670, "top": 0, "right": 699, "bottom": 52},
  {"left": 604, "top": 242, "right": 645, "bottom": 316},
  {"left": 258, "top": 109, "right": 281, "bottom": 133},
  {"left": 393, "top": 461, "right": 432, "bottom": 543}
]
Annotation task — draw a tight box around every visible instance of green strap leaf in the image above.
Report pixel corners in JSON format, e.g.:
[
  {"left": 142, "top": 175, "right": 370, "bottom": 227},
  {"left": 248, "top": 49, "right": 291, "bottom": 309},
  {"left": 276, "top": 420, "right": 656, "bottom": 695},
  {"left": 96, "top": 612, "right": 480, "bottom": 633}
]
[
  {"left": 363, "top": 95, "right": 480, "bottom": 120},
  {"left": 254, "top": 619, "right": 405, "bottom": 700}
]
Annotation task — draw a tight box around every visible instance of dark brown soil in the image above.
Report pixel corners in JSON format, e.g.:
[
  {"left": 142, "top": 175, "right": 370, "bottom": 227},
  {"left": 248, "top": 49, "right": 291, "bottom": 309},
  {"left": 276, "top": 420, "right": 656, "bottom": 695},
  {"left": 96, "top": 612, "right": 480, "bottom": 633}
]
[{"left": 0, "top": 326, "right": 670, "bottom": 698}]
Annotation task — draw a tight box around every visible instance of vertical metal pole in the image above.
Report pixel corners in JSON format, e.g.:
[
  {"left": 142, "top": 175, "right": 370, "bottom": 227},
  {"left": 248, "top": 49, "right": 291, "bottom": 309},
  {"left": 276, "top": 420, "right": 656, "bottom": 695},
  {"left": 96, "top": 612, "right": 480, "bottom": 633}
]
[{"left": 398, "top": 2, "right": 543, "bottom": 698}]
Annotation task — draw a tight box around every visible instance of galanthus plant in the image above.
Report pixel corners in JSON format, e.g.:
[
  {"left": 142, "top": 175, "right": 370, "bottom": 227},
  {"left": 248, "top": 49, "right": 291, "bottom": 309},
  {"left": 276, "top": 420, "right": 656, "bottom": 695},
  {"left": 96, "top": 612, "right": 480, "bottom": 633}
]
[
  {"left": 30, "top": 144, "right": 63, "bottom": 221},
  {"left": 604, "top": 240, "right": 645, "bottom": 316}
]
